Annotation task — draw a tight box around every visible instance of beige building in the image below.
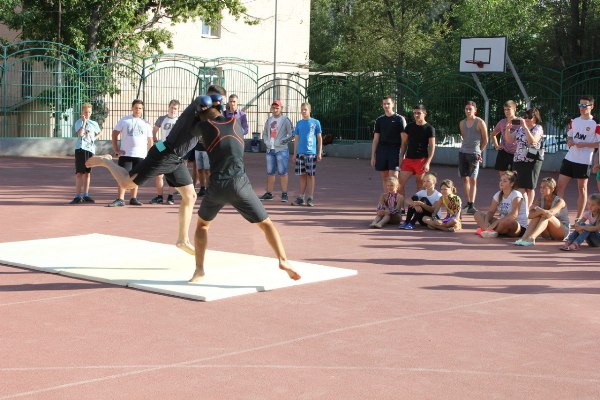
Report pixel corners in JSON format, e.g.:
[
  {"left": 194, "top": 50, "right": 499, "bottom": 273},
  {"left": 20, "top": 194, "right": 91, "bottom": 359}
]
[{"left": 165, "top": 1, "right": 311, "bottom": 76}]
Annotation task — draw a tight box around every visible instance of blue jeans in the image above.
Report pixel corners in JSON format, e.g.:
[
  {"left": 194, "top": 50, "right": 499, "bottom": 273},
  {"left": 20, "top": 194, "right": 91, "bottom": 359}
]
[
  {"left": 567, "top": 224, "right": 600, "bottom": 247},
  {"left": 265, "top": 149, "right": 289, "bottom": 176}
]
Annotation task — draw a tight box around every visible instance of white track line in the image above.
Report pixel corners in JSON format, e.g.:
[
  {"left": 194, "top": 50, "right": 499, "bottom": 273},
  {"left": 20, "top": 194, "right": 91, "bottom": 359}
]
[{"left": 1, "top": 280, "right": 598, "bottom": 399}]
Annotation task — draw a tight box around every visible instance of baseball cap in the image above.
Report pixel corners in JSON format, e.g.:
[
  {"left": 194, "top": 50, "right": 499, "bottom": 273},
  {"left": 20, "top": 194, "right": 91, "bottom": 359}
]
[{"left": 271, "top": 100, "right": 282, "bottom": 107}]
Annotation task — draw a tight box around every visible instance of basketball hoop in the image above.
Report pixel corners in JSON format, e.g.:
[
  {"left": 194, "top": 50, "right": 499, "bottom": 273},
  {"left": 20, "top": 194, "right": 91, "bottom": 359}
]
[{"left": 465, "top": 60, "right": 485, "bottom": 69}]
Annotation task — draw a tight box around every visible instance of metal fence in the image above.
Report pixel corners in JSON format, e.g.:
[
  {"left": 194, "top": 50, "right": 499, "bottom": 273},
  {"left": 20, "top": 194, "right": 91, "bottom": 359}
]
[{"left": 1, "top": 41, "right": 598, "bottom": 153}]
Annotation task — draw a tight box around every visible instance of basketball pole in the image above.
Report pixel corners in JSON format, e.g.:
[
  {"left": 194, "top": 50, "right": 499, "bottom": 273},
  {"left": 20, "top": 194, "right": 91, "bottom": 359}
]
[
  {"left": 471, "top": 72, "right": 489, "bottom": 168},
  {"left": 506, "top": 54, "right": 531, "bottom": 109}
]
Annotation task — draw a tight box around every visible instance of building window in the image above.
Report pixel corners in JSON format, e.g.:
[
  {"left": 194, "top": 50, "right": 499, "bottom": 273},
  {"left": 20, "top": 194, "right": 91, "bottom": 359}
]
[{"left": 201, "top": 21, "right": 221, "bottom": 38}]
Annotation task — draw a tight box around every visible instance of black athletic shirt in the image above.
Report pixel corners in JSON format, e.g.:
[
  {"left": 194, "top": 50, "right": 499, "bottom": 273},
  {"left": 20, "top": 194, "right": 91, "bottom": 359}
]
[
  {"left": 374, "top": 113, "right": 407, "bottom": 147},
  {"left": 404, "top": 122, "right": 435, "bottom": 159},
  {"left": 196, "top": 116, "right": 245, "bottom": 180},
  {"left": 164, "top": 103, "right": 200, "bottom": 157}
]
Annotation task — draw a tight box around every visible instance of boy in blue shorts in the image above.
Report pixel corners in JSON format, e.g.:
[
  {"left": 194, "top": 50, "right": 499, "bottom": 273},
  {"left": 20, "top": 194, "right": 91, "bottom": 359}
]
[{"left": 291, "top": 102, "right": 322, "bottom": 207}]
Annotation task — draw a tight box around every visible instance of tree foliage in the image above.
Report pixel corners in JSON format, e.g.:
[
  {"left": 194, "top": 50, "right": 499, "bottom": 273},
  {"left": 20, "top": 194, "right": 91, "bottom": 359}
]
[
  {"left": 0, "top": 0, "right": 251, "bottom": 54},
  {"left": 311, "top": 0, "right": 600, "bottom": 71}
]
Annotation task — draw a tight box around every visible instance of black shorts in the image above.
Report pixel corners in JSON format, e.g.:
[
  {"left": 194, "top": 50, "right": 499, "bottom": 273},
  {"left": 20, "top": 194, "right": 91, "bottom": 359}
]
[
  {"left": 74, "top": 149, "right": 93, "bottom": 174},
  {"left": 183, "top": 148, "right": 196, "bottom": 162},
  {"left": 118, "top": 156, "right": 143, "bottom": 172},
  {"left": 374, "top": 145, "right": 400, "bottom": 172},
  {"left": 131, "top": 146, "right": 193, "bottom": 187},
  {"left": 559, "top": 158, "right": 589, "bottom": 179},
  {"left": 514, "top": 160, "right": 542, "bottom": 190},
  {"left": 458, "top": 152, "right": 480, "bottom": 178},
  {"left": 494, "top": 149, "right": 514, "bottom": 171},
  {"left": 198, "top": 174, "right": 269, "bottom": 223}
]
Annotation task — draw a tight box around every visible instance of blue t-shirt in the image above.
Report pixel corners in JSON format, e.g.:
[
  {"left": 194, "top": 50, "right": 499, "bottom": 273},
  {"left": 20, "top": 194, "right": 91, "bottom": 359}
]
[
  {"left": 73, "top": 118, "right": 101, "bottom": 154},
  {"left": 294, "top": 118, "right": 322, "bottom": 155}
]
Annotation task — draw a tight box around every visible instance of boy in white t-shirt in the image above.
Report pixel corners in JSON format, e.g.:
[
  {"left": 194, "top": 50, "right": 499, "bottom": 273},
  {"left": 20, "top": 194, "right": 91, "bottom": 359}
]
[
  {"left": 149, "top": 99, "right": 180, "bottom": 205},
  {"left": 556, "top": 96, "right": 600, "bottom": 220},
  {"left": 109, "top": 99, "right": 153, "bottom": 207}
]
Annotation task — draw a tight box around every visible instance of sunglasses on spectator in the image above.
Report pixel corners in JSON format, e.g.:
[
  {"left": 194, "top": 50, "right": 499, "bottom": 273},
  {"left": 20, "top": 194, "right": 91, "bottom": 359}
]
[{"left": 578, "top": 103, "right": 592, "bottom": 108}]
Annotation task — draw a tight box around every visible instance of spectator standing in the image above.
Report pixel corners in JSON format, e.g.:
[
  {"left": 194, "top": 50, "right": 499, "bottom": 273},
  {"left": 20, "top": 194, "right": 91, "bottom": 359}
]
[
  {"left": 224, "top": 94, "right": 249, "bottom": 136},
  {"left": 109, "top": 99, "right": 153, "bottom": 207},
  {"left": 259, "top": 100, "right": 294, "bottom": 202},
  {"left": 371, "top": 96, "right": 407, "bottom": 192},
  {"left": 291, "top": 102, "right": 322, "bottom": 207},
  {"left": 556, "top": 96, "right": 600, "bottom": 220},
  {"left": 491, "top": 100, "right": 518, "bottom": 175},
  {"left": 458, "top": 101, "right": 488, "bottom": 214},
  {"left": 150, "top": 99, "right": 180, "bottom": 205},
  {"left": 398, "top": 104, "right": 436, "bottom": 199},
  {"left": 70, "top": 103, "right": 101, "bottom": 204}
]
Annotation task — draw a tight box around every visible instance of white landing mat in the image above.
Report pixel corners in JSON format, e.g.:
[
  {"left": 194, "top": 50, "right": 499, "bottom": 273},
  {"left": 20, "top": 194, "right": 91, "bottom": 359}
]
[{"left": 0, "top": 234, "right": 357, "bottom": 301}]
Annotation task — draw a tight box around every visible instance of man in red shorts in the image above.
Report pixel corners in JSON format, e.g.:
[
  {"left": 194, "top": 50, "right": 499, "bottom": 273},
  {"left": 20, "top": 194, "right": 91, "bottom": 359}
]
[{"left": 398, "top": 104, "right": 436, "bottom": 200}]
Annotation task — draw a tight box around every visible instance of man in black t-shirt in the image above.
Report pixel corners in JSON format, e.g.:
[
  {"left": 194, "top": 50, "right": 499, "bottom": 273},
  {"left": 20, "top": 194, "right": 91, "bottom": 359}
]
[
  {"left": 371, "top": 96, "right": 407, "bottom": 192},
  {"left": 398, "top": 104, "right": 436, "bottom": 197}
]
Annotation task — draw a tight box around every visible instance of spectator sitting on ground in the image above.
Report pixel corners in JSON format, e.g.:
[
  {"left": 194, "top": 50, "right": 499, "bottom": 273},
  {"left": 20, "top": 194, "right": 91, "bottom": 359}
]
[
  {"left": 561, "top": 193, "right": 600, "bottom": 251},
  {"left": 514, "top": 177, "right": 570, "bottom": 246},
  {"left": 473, "top": 170, "right": 528, "bottom": 238},
  {"left": 422, "top": 179, "right": 462, "bottom": 232},
  {"left": 399, "top": 172, "right": 441, "bottom": 230},
  {"left": 369, "top": 176, "right": 403, "bottom": 229}
]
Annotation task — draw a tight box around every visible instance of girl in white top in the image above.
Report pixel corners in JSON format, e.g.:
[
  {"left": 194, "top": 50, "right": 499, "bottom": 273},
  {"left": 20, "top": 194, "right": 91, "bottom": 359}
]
[
  {"left": 473, "top": 170, "right": 528, "bottom": 238},
  {"left": 514, "top": 177, "right": 570, "bottom": 246}
]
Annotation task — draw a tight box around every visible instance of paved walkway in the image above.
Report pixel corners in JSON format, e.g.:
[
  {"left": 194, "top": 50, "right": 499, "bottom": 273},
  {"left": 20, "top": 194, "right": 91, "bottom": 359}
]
[{"left": 0, "top": 154, "right": 598, "bottom": 399}]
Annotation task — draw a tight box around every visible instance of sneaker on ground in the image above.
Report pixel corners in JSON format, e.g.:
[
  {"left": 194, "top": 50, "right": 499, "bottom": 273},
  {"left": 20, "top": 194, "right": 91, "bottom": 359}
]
[
  {"left": 398, "top": 223, "right": 408, "bottom": 229},
  {"left": 292, "top": 196, "right": 304, "bottom": 206},
  {"left": 69, "top": 196, "right": 83, "bottom": 204},
  {"left": 167, "top": 195, "right": 175, "bottom": 205},
  {"left": 149, "top": 196, "right": 163, "bottom": 204},
  {"left": 466, "top": 205, "right": 478, "bottom": 214},
  {"left": 480, "top": 229, "right": 498, "bottom": 238},
  {"left": 476, "top": 227, "right": 484, "bottom": 235},
  {"left": 107, "top": 198, "right": 125, "bottom": 207},
  {"left": 404, "top": 223, "right": 414, "bottom": 230},
  {"left": 129, "top": 198, "right": 143, "bottom": 206},
  {"left": 281, "top": 192, "right": 288, "bottom": 202},
  {"left": 306, "top": 197, "right": 314, "bottom": 207},
  {"left": 259, "top": 192, "right": 274, "bottom": 201},
  {"left": 82, "top": 196, "right": 95, "bottom": 203}
]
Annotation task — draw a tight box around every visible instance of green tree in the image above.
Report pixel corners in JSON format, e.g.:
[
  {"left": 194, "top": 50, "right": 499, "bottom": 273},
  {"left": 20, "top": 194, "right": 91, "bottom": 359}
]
[
  {"left": 0, "top": 0, "right": 252, "bottom": 54},
  {"left": 310, "top": 0, "right": 449, "bottom": 71}
]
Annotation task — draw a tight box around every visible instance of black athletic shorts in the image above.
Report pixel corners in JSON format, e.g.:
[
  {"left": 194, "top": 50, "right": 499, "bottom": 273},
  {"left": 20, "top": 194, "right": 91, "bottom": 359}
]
[
  {"left": 183, "top": 148, "right": 196, "bottom": 162},
  {"left": 198, "top": 174, "right": 269, "bottom": 223},
  {"left": 118, "top": 155, "right": 143, "bottom": 172},
  {"left": 374, "top": 145, "right": 400, "bottom": 172},
  {"left": 494, "top": 149, "right": 514, "bottom": 171},
  {"left": 559, "top": 158, "right": 589, "bottom": 179},
  {"left": 74, "top": 148, "right": 93, "bottom": 174},
  {"left": 131, "top": 145, "right": 193, "bottom": 187}
]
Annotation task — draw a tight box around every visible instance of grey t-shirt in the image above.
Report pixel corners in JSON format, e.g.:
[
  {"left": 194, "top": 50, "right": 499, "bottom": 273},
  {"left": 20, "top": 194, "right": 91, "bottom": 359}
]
[{"left": 460, "top": 118, "right": 484, "bottom": 155}]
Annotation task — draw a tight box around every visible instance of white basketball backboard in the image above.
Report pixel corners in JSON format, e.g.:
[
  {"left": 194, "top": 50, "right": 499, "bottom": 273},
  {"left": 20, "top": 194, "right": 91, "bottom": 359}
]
[{"left": 460, "top": 36, "right": 507, "bottom": 73}]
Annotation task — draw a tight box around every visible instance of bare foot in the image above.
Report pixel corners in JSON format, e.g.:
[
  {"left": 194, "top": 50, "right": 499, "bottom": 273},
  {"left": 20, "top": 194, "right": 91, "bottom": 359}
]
[
  {"left": 176, "top": 241, "right": 195, "bottom": 255},
  {"left": 189, "top": 267, "right": 205, "bottom": 283},
  {"left": 86, "top": 154, "right": 112, "bottom": 168},
  {"left": 279, "top": 259, "right": 301, "bottom": 281}
]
